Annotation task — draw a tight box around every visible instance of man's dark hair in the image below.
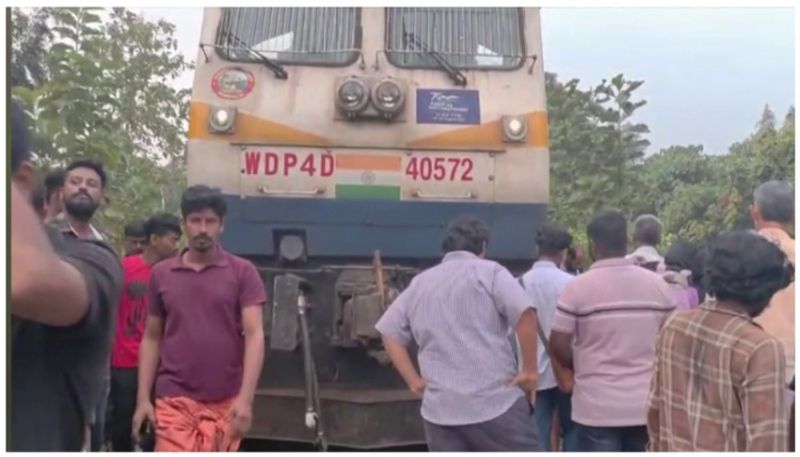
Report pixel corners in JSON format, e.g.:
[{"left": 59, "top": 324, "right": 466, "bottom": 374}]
[
  {"left": 143, "top": 213, "right": 182, "bottom": 241},
  {"left": 754, "top": 181, "right": 794, "bottom": 224},
  {"left": 65, "top": 158, "right": 108, "bottom": 188},
  {"left": 123, "top": 219, "right": 147, "bottom": 238},
  {"left": 44, "top": 168, "right": 66, "bottom": 201},
  {"left": 180, "top": 185, "right": 227, "bottom": 220},
  {"left": 441, "top": 215, "right": 491, "bottom": 255},
  {"left": 536, "top": 222, "right": 573, "bottom": 257},
  {"left": 705, "top": 231, "right": 793, "bottom": 316},
  {"left": 665, "top": 240, "right": 698, "bottom": 273},
  {"left": 11, "top": 101, "right": 31, "bottom": 173},
  {"left": 633, "top": 214, "right": 662, "bottom": 247},
  {"left": 587, "top": 210, "right": 628, "bottom": 256}
]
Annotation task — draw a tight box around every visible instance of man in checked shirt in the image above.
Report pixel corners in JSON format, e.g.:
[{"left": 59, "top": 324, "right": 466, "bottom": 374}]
[
  {"left": 647, "top": 231, "right": 793, "bottom": 452},
  {"left": 375, "top": 216, "right": 541, "bottom": 451}
]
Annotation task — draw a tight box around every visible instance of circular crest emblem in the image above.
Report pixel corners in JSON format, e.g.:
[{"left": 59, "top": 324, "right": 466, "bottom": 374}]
[
  {"left": 211, "top": 67, "right": 255, "bottom": 100},
  {"left": 361, "top": 170, "right": 376, "bottom": 185}
]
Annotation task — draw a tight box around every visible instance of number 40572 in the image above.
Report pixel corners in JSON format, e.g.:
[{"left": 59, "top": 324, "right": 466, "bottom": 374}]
[{"left": 405, "top": 157, "right": 474, "bottom": 182}]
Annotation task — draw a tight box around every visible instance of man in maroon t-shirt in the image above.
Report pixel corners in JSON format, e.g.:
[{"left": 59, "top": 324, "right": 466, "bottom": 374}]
[
  {"left": 108, "top": 213, "right": 182, "bottom": 451},
  {"left": 132, "top": 185, "right": 266, "bottom": 452}
]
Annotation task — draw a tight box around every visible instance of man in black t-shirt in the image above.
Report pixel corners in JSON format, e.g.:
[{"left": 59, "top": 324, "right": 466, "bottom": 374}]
[{"left": 9, "top": 101, "right": 122, "bottom": 451}]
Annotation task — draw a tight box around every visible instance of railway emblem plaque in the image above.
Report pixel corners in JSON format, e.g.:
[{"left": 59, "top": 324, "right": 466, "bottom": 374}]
[
  {"left": 211, "top": 67, "right": 255, "bottom": 100},
  {"left": 416, "top": 89, "right": 481, "bottom": 125}
]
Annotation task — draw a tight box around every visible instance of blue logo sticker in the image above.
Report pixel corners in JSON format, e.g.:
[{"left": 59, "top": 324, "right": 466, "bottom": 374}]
[{"left": 416, "top": 89, "right": 481, "bottom": 125}]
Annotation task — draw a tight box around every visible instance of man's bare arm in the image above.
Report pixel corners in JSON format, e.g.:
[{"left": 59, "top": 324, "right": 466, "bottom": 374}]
[
  {"left": 238, "top": 305, "right": 265, "bottom": 403},
  {"left": 549, "top": 331, "right": 574, "bottom": 370},
  {"left": 137, "top": 316, "right": 164, "bottom": 404},
  {"left": 383, "top": 336, "right": 426, "bottom": 393},
  {"left": 11, "top": 184, "right": 89, "bottom": 326}
]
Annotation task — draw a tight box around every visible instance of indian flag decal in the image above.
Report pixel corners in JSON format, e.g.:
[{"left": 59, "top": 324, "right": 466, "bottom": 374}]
[{"left": 335, "top": 153, "right": 402, "bottom": 200}]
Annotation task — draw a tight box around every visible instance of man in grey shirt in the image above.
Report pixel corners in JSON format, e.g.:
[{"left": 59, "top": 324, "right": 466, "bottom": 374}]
[{"left": 375, "top": 216, "right": 541, "bottom": 451}]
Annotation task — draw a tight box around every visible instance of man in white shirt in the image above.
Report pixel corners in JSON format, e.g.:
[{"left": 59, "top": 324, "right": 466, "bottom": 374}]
[{"left": 520, "top": 223, "right": 576, "bottom": 451}]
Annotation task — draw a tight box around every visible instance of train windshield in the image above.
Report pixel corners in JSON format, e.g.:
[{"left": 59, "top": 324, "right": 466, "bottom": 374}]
[
  {"left": 385, "top": 8, "right": 525, "bottom": 70},
  {"left": 215, "top": 8, "right": 361, "bottom": 66}
]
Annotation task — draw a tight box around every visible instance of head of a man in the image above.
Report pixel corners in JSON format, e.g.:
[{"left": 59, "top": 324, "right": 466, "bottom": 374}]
[
  {"left": 587, "top": 210, "right": 628, "bottom": 261},
  {"left": 62, "top": 159, "right": 107, "bottom": 222},
  {"left": 180, "top": 185, "right": 227, "bottom": 254},
  {"left": 751, "top": 181, "right": 794, "bottom": 231},
  {"left": 536, "top": 222, "right": 573, "bottom": 265},
  {"left": 123, "top": 219, "right": 147, "bottom": 257},
  {"left": 143, "top": 213, "right": 182, "bottom": 261},
  {"left": 441, "top": 216, "right": 491, "bottom": 257},
  {"left": 633, "top": 214, "right": 662, "bottom": 248},
  {"left": 10, "top": 102, "right": 36, "bottom": 197},
  {"left": 705, "top": 230, "right": 793, "bottom": 318},
  {"left": 44, "top": 168, "right": 66, "bottom": 218}
]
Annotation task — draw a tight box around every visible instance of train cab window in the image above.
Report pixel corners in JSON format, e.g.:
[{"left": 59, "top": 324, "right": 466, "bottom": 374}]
[
  {"left": 215, "top": 8, "right": 361, "bottom": 66},
  {"left": 385, "top": 8, "right": 525, "bottom": 70}
]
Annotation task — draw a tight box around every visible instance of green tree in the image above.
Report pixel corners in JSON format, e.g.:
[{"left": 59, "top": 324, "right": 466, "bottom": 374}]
[
  {"left": 547, "top": 72, "right": 650, "bottom": 239},
  {"left": 11, "top": 7, "right": 191, "bottom": 250}
]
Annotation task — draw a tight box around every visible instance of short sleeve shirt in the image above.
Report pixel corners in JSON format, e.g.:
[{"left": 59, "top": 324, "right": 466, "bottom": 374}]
[
  {"left": 375, "top": 251, "right": 534, "bottom": 426},
  {"left": 552, "top": 257, "right": 677, "bottom": 427},
  {"left": 149, "top": 247, "right": 267, "bottom": 402},
  {"left": 11, "top": 226, "right": 122, "bottom": 451}
]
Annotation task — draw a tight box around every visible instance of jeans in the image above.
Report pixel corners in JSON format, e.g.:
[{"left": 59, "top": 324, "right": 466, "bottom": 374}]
[
  {"left": 534, "top": 387, "right": 577, "bottom": 451},
  {"left": 575, "top": 423, "right": 648, "bottom": 452}
]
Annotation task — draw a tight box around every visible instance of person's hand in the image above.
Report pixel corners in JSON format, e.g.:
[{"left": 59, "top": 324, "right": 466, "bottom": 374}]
[
  {"left": 131, "top": 401, "right": 156, "bottom": 444},
  {"left": 509, "top": 370, "right": 538, "bottom": 395},
  {"left": 408, "top": 376, "right": 427, "bottom": 395},
  {"left": 229, "top": 396, "right": 253, "bottom": 440}
]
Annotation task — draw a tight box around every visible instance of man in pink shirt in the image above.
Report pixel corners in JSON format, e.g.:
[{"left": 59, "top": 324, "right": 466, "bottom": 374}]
[{"left": 549, "top": 210, "right": 678, "bottom": 452}]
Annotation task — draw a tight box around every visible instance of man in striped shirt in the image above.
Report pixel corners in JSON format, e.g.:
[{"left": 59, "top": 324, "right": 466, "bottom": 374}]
[
  {"left": 549, "top": 210, "right": 677, "bottom": 452},
  {"left": 375, "top": 216, "right": 541, "bottom": 451}
]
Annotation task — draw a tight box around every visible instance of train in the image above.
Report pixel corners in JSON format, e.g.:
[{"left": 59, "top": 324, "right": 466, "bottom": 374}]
[{"left": 187, "top": 6, "right": 549, "bottom": 449}]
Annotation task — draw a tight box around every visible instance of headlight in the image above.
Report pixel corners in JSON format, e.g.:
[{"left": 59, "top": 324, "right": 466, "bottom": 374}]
[
  {"left": 371, "top": 78, "right": 406, "bottom": 119},
  {"left": 335, "top": 78, "right": 370, "bottom": 117},
  {"left": 209, "top": 106, "right": 236, "bottom": 133},
  {"left": 502, "top": 115, "right": 529, "bottom": 142},
  {"left": 279, "top": 234, "right": 305, "bottom": 262}
]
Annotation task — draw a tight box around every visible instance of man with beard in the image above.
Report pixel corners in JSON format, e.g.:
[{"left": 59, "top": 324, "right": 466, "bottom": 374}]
[
  {"left": 9, "top": 101, "right": 122, "bottom": 451},
  {"left": 50, "top": 159, "right": 107, "bottom": 241},
  {"left": 48, "top": 158, "right": 113, "bottom": 450},
  {"left": 132, "top": 185, "right": 266, "bottom": 451}
]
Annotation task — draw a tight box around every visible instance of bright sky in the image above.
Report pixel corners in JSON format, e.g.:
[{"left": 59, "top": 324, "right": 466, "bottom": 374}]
[{"left": 137, "top": 7, "right": 795, "bottom": 155}]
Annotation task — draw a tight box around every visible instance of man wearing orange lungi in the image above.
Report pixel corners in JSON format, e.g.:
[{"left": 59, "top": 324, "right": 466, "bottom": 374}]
[{"left": 131, "top": 186, "right": 267, "bottom": 451}]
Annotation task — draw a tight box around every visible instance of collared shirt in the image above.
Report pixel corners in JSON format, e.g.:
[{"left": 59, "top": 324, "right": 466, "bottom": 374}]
[
  {"left": 149, "top": 246, "right": 266, "bottom": 403},
  {"left": 520, "top": 260, "right": 574, "bottom": 391},
  {"left": 49, "top": 213, "right": 105, "bottom": 241},
  {"left": 552, "top": 257, "right": 677, "bottom": 427},
  {"left": 627, "top": 245, "right": 665, "bottom": 272},
  {"left": 375, "top": 251, "right": 534, "bottom": 426},
  {"left": 647, "top": 300, "right": 788, "bottom": 452},
  {"left": 754, "top": 227, "right": 795, "bottom": 383}
]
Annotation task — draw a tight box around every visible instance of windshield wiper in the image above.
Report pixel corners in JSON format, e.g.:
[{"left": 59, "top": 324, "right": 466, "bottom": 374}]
[
  {"left": 222, "top": 30, "right": 288, "bottom": 80},
  {"left": 402, "top": 25, "right": 467, "bottom": 87}
]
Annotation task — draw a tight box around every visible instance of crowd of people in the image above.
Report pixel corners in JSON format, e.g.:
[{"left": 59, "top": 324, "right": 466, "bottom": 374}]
[
  {"left": 10, "top": 94, "right": 796, "bottom": 453},
  {"left": 10, "top": 103, "right": 266, "bottom": 452},
  {"left": 377, "top": 182, "right": 795, "bottom": 452}
]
